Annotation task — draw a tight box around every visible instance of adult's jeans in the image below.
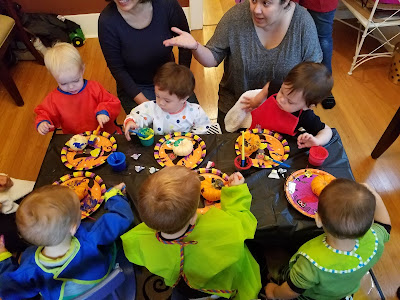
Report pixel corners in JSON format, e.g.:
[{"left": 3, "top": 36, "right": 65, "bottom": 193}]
[{"left": 308, "top": 9, "right": 336, "bottom": 74}]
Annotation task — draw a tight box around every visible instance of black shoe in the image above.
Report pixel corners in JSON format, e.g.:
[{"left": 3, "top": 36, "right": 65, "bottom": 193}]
[
  {"left": 397, "top": 286, "right": 400, "bottom": 299},
  {"left": 322, "top": 94, "right": 336, "bottom": 109}
]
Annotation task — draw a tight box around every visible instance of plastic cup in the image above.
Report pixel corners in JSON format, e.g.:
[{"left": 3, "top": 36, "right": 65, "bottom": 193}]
[
  {"left": 138, "top": 128, "right": 155, "bottom": 147},
  {"left": 308, "top": 146, "right": 329, "bottom": 166},
  {"left": 107, "top": 152, "right": 126, "bottom": 172},
  {"left": 234, "top": 155, "right": 253, "bottom": 176}
]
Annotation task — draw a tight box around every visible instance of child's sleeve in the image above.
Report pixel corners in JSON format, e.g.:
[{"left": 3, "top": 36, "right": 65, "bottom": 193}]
[
  {"left": 0, "top": 254, "right": 40, "bottom": 299},
  {"left": 34, "top": 93, "right": 61, "bottom": 130},
  {"left": 82, "top": 188, "right": 134, "bottom": 245},
  {"left": 225, "top": 90, "right": 260, "bottom": 132},
  {"left": 297, "top": 110, "right": 325, "bottom": 136},
  {"left": 123, "top": 101, "right": 156, "bottom": 129},
  {"left": 287, "top": 255, "right": 319, "bottom": 294},
  {"left": 191, "top": 105, "right": 212, "bottom": 134},
  {"left": 94, "top": 82, "right": 121, "bottom": 122},
  {"left": 220, "top": 184, "right": 257, "bottom": 239}
]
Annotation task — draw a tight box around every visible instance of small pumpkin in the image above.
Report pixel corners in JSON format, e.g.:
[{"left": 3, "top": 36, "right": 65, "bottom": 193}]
[
  {"left": 68, "top": 135, "right": 88, "bottom": 151},
  {"left": 238, "top": 132, "right": 261, "bottom": 156},
  {"left": 199, "top": 176, "right": 226, "bottom": 202},
  {"left": 311, "top": 174, "right": 335, "bottom": 197},
  {"left": 172, "top": 138, "right": 194, "bottom": 156},
  {"left": 69, "top": 180, "right": 90, "bottom": 200}
]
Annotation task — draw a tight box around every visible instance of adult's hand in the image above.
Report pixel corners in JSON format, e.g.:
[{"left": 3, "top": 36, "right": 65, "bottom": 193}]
[
  {"left": 163, "top": 27, "right": 198, "bottom": 50},
  {"left": 134, "top": 93, "right": 150, "bottom": 105}
]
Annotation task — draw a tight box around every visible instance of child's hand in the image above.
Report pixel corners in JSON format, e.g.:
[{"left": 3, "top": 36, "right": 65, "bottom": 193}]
[
  {"left": 265, "top": 282, "right": 278, "bottom": 299},
  {"left": 241, "top": 95, "right": 263, "bottom": 112},
  {"left": 240, "top": 82, "right": 269, "bottom": 112},
  {"left": 297, "top": 133, "right": 319, "bottom": 149},
  {"left": 124, "top": 121, "right": 138, "bottom": 141},
  {"left": 0, "top": 235, "right": 8, "bottom": 254},
  {"left": 113, "top": 183, "right": 126, "bottom": 194},
  {"left": 228, "top": 172, "right": 245, "bottom": 186},
  {"left": 97, "top": 114, "right": 110, "bottom": 128},
  {"left": 37, "top": 122, "right": 55, "bottom": 135}
]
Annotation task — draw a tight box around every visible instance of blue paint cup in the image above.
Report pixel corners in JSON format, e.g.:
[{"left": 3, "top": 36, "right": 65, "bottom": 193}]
[{"left": 107, "top": 152, "right": 126, "bottom": 172}]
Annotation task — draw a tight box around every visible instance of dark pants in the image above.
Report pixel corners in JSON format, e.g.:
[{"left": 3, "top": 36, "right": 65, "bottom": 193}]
[
  {"left": 0, "top": 211, "right": 29, "bottom": 253},
  {"left": 117, "top": 84, "right": 198, "bottom": 114},
  {"left": 308, "top": 9, "right": 336, "bottom": 74}
]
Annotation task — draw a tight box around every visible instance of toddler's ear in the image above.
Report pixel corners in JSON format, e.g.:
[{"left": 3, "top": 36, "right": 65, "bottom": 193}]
[
  {"left": 0, "top": 174, "right": 13, "bottom": 192},
  {"left": 314, "top": 213, "right": 323, "bottom": 228}
]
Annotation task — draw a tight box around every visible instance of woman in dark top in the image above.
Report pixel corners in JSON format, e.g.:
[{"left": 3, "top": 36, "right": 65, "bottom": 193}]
[{"left": 98, "top": 0, "right": 192, "bottom": 114}]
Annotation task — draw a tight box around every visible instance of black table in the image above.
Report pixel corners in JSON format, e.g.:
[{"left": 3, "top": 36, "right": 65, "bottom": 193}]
[{"left": 35, "top": 129, "right": 354, "bottom": 248}]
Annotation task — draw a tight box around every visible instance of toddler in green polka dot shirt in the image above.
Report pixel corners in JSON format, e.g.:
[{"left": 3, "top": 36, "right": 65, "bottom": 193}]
[{"left": 124, "top": 62, "right": 212, "bottom": 140}]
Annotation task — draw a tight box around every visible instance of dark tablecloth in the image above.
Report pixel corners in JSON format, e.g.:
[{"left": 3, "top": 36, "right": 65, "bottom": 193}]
[{"left": 35, "top": 129, "right": 353, "bottom": 248}]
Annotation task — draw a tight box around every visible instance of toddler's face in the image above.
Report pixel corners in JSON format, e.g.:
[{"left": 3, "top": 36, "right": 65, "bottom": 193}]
[
  {"left": 155, "top": 86, "right": 187, "bottom": 114},
  {"left": 276, "top": 83, "right": 309, "bottom": 113},
  {"left": 54, "top": 67, "right": 84, "bottom": 95}
]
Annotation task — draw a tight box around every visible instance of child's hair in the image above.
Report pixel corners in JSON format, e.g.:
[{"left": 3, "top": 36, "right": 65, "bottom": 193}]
[
  {"left": 283, "top": 62, "right": 333, "bottom": 107},
  {"left": 154, "top": 62, "right": 195, "bottom": 99},
  {"left": 138, "top": 166, "right": 200, "bottom": 234},
  {"left": 44, "top": 42, "right": 84, "bottom": 77},
  {"left": 318, "top": 178, "right": 376, "bottom": 239},
  {"left": 16, "top": 185, "right": 81, "bottom": 246}
]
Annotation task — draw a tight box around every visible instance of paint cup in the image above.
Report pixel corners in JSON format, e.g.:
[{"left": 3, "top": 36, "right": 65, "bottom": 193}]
[
  {"left": 308, "top": 146, "right": 329, "bottom": 166},
  {"left": 107, "top": 152, "right": 126, "bottom": 172},
  {"left": 234, "top": 155, "right": 252, "bottom": 175},
  {"left": 138, "top": 128, "right": 155, "bottom": 147}
]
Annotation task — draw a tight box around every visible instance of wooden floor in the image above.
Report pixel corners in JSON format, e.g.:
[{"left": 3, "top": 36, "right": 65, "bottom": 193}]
[{"left": 0, "top": 0, "right": 399, "bottom": 298}]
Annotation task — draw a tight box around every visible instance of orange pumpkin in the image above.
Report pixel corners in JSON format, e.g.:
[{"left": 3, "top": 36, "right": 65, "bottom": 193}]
[
  {"left": 199, "top": 176, "right": 226, "bottom": 202},
  {"left": 70, "top": 180, "right": 90, "bottom": 200},
  {"left": 311, "top": 174, "right": 335, "bottom": 196},
  {"left": 238, "top": 132, "right": 261, "bottom": 156}
]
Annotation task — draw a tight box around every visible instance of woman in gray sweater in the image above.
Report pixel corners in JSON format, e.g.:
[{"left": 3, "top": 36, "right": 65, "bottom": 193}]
[{"left": 164, "top": 0, "right": 322, "bottom": 131}]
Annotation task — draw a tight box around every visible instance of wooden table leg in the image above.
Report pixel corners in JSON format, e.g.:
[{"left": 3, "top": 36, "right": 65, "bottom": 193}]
[
  {"left": 0, "top": 61, "right": 24, "bottom": 106},
  {"left": 371, "top": 108, "right": 400, "bottom": 159}
]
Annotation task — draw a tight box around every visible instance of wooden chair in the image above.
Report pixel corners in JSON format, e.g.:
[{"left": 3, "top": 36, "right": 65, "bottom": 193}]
[
  {"left": 0, "top": 0, "right": 44, "bottom": 106},
  {"left": 371, "top": 107, "right": 400, "bottom": 158}
]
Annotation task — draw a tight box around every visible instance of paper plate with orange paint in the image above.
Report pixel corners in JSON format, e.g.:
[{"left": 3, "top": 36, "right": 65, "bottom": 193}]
[
  {"left": 284, "top": 169, "right": 335, "bottom": 218},
  {"left": 154, "top": 132, "right": 206, "bottom": 169},
  {"left": 53, "top": 171, "right": 106, "bottom": 219},
  {"left": 61, "top": 131, "right": 117, "bottom": 170},
  {"left": 235, "top": 128, "right": 290, "bottom": 168}
]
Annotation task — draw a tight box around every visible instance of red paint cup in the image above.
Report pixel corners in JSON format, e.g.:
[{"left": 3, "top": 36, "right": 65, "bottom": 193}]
[
  {"left": 234, "top": 155, "right": 252, "bottom": 175},
  {"left": 308, "top": 146, "right": 329, "bottom": 166}
]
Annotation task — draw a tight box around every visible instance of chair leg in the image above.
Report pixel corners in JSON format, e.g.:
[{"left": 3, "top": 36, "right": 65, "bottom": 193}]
[
  {"left": 0, "top": 61, "right": 24, "bottom": 106},
  {"left": 15, "top": 30, "right": 44, "bottom": 65},
  {"left": 371, "top": 108, "right": 400, "bottom": 159}
]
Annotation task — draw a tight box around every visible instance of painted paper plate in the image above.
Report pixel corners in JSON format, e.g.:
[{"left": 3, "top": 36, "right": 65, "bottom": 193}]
[
  {"left": 154, "top": 132, "right": 206, "bottom": 169},
  {"left": 235, "top": 128, "right": 290, "bottom": 168},
  {"left": 61, "top": 131, "right": 117, "bottom": 170},
  {"left": 284, "top": 169, "right": 336, "bottom": 218},
  {"left": 53, "top": 171, "right": 106, "bottom": 219}
]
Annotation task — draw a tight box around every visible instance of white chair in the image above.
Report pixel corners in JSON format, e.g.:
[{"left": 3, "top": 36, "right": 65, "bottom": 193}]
[{"left": 338, "top": 0, "right": 400, "bottom": 74}]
